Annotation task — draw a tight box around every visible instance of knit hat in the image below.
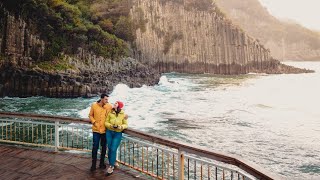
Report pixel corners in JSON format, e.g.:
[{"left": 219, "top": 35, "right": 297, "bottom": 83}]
[{"left": 117, "top": 101, "right": 124, "bottom": 109}]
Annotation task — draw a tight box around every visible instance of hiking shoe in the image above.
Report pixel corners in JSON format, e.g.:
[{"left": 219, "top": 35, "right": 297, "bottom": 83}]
[
  {"left": 90, "top": 165, "right": 96, "bottom": 172},
  {"left": 90, "top": 160, "right": 97, "bottom": 171},
  {"left": 114, "top": 162, "right": 120, "bottom": 168},
  {"left": 106, "top": 166, "right": 114, "bottom": 174}
]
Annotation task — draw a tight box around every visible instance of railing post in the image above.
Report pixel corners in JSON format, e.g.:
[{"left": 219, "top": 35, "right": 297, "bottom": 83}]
[
  {"left": 55, "top": 121, "right": 59, "bottom": 152},
  {"left": 178, "top": 150, "right": 185, "bottom": 180}
]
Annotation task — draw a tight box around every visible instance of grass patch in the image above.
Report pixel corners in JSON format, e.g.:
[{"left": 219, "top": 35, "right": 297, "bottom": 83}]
[{"left": 36, "top": 58, "right": 75, "bottom": 72}]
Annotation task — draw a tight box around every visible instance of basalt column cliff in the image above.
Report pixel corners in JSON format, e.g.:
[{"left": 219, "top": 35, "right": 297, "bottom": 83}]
[
  {"left": 131, "top": 0, "right": 311, "bottom": 74},
  {"left": 0, "top": 2, "right": 159, "bottom": 98}
]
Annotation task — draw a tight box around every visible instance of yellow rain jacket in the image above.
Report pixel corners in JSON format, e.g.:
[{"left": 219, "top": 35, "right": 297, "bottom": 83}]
[
  {"left": 105, "top": 109, "right": 128, "bottom": 132},
  {"left": 89, "top": 102, "right": 112, "bottom": 134}
]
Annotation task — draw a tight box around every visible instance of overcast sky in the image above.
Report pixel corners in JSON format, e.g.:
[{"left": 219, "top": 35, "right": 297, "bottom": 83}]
[{"left": 258, "top": 0, "right": 320, "bottom": 31}]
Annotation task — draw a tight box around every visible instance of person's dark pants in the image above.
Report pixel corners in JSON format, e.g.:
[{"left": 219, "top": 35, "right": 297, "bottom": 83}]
[{"left": 92, "top": 132, "right": 106, "bottom": 166}]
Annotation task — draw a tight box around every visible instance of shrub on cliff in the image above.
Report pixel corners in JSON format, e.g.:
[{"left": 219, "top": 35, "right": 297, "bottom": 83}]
[
  {"left": 114, "top": 16, "right": 135, "bottom": 42},
  {"left": 1, "top": 0, "right": 130, "bottom": 60}
]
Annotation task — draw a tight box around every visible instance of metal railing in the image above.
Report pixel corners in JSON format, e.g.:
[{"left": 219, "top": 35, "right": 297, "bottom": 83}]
[{"left": 0, "top": 112, "right": 278, "bottom": 180}]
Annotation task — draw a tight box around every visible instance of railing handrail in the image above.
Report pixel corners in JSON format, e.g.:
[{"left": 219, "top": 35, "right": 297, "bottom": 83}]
[
  {"left": 0, "top": 111, "right": 279, "bottom": 180},
  {"left": 0, "top": 111, "right": 89, "bottom": 124}
]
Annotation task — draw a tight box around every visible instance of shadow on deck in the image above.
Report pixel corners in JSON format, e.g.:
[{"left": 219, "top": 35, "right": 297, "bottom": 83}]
[{"left": 0, "top": 144, "right": 148, "bottom": 180}]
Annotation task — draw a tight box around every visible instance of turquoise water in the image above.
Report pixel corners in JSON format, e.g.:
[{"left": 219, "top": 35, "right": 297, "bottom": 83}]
[{"left": 1, "top": 62, "right": 320, "bottom": 179}]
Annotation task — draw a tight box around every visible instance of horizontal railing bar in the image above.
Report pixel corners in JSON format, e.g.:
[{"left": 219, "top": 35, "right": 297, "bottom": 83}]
[
  {"left": 0, "top": 139, "right": 91, "bottom": 152},
  {"left": 185, "top": 154, "right": 239, "bottom": 172},
  {"left": 0, "top": 118, "right": 55, "bottom": 126},
  {"left": 0, "top": 118, "right": 90, "bottom": 129},
  {"left": 0, "top": 112, "right": 90, "bottom": 124},
  {"left": 118, "top": 161, "right": 162, "bottom": 179},
  {"left": 185, "top": 154, "right": 252, "bottom": 179},
  {"left": 123, "top": 136, "right": 178, "bottom": 154},
  {"left": 59, "top": 124, "right": 91, "bottom": 129},
  {"left": 59, "top": 147, "right": 91, "bottom": 153},
  {"left": 0, "top": 139, "right": 55, "bottom": 148},
  {"left": 0, "top": 111, "right": 279, "bottom": 180}
]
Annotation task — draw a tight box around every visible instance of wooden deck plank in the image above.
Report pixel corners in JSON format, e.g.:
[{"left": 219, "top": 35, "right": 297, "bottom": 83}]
[{"left": 0, "top": 144, "right": 148, "bottom": 180}]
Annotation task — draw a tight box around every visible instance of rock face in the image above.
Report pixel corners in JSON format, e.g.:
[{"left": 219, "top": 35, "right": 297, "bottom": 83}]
[
  {"left": 215, "top": 0, "right": 320, "bottom": 61},
  {"left": 0, "top": 57, "right": 159, "bottom": 98},
  {"left": 0, "top": 8, "right": 45, "bottom": 67},
  {"left": 131, "top": 0, "right": 313, "bottom": 74},
  {"left": 0, "top": 6, "right": 159, "bottom": 98}
]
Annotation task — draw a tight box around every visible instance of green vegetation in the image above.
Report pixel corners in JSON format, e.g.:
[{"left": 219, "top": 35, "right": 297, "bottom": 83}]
[
  {"left": 1, "top": 0, "right": 135, "bottom": 60},
  {"left": 114, "top": 16, "right": 135, "bottom": 42},
  {"left": 35, "top": 57, "right": 75, "bottom": 71}
]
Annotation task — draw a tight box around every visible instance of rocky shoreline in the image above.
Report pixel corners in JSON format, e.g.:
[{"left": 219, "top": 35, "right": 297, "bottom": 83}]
[
  {"left": 248, "top": 60, "right": 315, "bottom": 74},
  {"left": 151, "top": 60, "right": 315, "bottom": 75},
  {"left": 0, "top": 58, "right": 160, "bottom": 98},
  {"left": 0, "top": 58, "right": 314, "bottom": 98}
]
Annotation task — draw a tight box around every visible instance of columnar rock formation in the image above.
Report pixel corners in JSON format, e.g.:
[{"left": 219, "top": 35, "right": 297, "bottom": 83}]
[
  {"left": 0, "top": 57, "right": 159, "bottom": 98},
  {"left": 215, "top": 0, "right": 320, "bottom": 61},
  {"left": 0, "top": 7, "right": 45, "bottom": 67},
  {"left": 131, "top": 0, "right": 306, "bottom": 74},
  {"left": 0, "top": 6, "right": 159, "bottom": 98}
]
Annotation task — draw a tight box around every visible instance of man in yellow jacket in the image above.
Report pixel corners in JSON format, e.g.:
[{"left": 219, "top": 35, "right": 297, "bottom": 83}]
[{"left": 89, "top": 93, "right": 112, "bottom": 171}]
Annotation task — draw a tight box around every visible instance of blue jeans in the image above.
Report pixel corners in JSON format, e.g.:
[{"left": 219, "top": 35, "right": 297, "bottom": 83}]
[
  {"left": 92, "top": 132, "right": 106, "bottom": 162},
  {"left": 106, "top": 130, "right": 122, "bottom": 166}
]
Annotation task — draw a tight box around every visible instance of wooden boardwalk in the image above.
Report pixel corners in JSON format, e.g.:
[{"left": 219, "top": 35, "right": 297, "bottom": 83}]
[{"left": 0, "top": 144, "right": 149, "bottom": 180}]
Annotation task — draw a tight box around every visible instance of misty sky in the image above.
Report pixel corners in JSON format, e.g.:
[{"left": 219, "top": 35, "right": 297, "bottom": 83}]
[{"left": 258, "top": 0, "right": 320, "bottom": 31}]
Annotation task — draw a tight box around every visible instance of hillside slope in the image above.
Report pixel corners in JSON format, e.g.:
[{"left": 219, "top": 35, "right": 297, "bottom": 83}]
[{"left": 215, "top": 0, "right": 320, "bottom": 61}]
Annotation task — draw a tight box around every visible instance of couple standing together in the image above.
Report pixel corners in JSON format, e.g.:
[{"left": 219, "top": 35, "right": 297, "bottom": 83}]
[{"left": 89, "top": 93, "right": 128, "bottom": 175}]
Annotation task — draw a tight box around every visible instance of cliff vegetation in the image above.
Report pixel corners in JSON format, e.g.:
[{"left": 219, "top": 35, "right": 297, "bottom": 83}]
[
  {"left": 1, "top": 0, "right": 134, "bottom": 61},
  {"left": 0, "top": 0, "right": 160, "bottom": 98}
]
